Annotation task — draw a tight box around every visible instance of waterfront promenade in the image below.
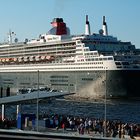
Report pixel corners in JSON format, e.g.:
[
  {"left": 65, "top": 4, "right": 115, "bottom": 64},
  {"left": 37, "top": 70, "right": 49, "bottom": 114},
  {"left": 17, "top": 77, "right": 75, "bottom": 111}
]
[
  {"left": 0, "top": 113, "right": 140, "bottom": 140},
  {"left": 0, "top": 93, "right": 140, "bottom": 139},
  {"left": 37, "top": 113, "right": 140, "bottom": 139},
  {"left": 0, "top": 128, "right": 139, "bottom": 140},
  {"left": 37, "top": 127, "right": 140, "bottom": 140}
]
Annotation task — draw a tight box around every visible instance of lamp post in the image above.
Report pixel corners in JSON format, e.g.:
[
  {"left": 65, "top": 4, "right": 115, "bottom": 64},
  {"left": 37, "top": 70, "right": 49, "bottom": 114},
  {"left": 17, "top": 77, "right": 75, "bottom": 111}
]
[
  {"left": 104, "top": 70, "right": 107, "bottom": 137},
  {"left": 75, "top": 71, "right": 77, "bottom": 93},
  {"left": 36, "top": 70, "right": 39, "bottom": 132}
]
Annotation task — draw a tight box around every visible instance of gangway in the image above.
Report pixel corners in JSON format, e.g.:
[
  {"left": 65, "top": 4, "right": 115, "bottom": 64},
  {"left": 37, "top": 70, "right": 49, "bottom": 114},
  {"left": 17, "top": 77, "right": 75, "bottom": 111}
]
[{"left": 0, "top": 91, "right": 74, "bottom": 104}]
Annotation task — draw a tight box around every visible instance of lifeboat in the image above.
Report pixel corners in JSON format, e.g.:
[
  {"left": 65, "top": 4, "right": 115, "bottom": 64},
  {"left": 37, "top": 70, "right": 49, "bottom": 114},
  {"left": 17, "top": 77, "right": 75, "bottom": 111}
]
[
  {"left": 24, "top": 56, "right": 30, "bottom": 62},
  {"left": 14, "top": 58, "right": 18, "bottom": 62},
  {"left": 0, "top": 58, "right": 3, "bottom": 63},
  {"left": 46, "top": 56, "right": 54, "bottom": 61},
  {"left": 35, "top": 55, "right": 41, "bottom": 61},
  {"left": 46, "top": 56, "right": 51, "bottom": 60},
  {"left": 5, "top": 58, "right": 9, "bottom": 62},
  {"left": 18, "top": 57, "right": 24, "bottom": 62},
  {"left": 2, "top": 58, "right": 7, "bottom": 62},
  {"left": 1, "top": 58, "right": 6, "bottom": 62},
  {"left": 50, "top": 56, "right": 55, "bottom": 60},
  {"left": 41, "top": 56, "right": 46, "bottom": 60},
  {"left": 30, "top": 56, "right": 35, "bottom": 61},
  {"left": 9, "top": 58, "right": 14, "bottom": 62}
]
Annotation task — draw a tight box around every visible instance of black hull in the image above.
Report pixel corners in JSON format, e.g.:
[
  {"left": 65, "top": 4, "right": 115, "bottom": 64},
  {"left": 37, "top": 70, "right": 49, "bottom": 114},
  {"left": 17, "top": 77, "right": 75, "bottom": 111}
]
[
  {"left": 106, "top": 70, "right": 140, "bottom": 98},
  {"left": 0, "top": 70, "right": 140, "bottom": 99}
]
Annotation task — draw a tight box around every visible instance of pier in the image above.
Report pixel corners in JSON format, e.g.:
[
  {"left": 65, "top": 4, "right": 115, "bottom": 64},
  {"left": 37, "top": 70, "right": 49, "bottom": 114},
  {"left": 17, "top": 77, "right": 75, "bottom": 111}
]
[
  {"left": 0, "top": 90, "right": 75, "bottom": 127},
  {"left": 0, "top": 90, "right": 74, "bottom": 105},
  {"left": 0, "top": 91, "right": 140, "bottom": 140},
  {"left": 0, "top": 91, "right": 112, "bottom": 139},
  {"left": 0, "top": 129, "right": 119, "bottom": 140}
]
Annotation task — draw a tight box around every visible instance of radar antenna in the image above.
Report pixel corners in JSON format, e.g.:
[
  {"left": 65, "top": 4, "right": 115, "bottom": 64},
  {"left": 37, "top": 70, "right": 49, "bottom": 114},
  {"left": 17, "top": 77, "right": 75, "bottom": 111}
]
[{"left": 8, "top": 30, "right": 16, "bottom": 44}]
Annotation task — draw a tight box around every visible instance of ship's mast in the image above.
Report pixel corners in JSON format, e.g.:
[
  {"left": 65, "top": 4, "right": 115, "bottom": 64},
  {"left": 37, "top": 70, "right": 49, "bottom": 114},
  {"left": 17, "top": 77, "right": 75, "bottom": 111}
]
[{"left": 8, "top": 30, "right": 16, "bottom": 44}]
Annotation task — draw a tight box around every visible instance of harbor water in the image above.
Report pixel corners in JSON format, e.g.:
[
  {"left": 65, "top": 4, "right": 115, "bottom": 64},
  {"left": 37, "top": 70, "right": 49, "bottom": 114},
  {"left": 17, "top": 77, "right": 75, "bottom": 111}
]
[{"left": 3, "top": 99, "right": 140, "bottom": 124}]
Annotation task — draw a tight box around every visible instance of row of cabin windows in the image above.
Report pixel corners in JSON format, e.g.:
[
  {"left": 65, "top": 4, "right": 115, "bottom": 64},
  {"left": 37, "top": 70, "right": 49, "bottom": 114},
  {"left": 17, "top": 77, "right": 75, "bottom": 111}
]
[
  {"left": 49, "top": 67, "right": 104, "bottom": 69},
  {"left": 76, "top": 57, "right": 113, "bottom": 62},
  {"left": 50, "top": 80, "right": 68, "bottom": 82},
  {"left": 115, "top": 62, "right": 129, "bottom": 65},
  {"left": 0, "top": 50, "right": 76, "bottom": 57},
  {"left": 54, "top": 61, "right": 104, "bottom": 65},
  {"left": 86, "top": 57, "right": 112, "bottom": 61},
  {"left": 82, "top": 40, "right": 118, "bottom": 45},
  {"left": 77, "top": 61, "right": 103, "bottom": 65},
  {"left": 51, "top": 78, "right": 94, "bottom": 82},
  {"left": 85, "top": 53, "right": 98, "bottom": 55},
  {"left": 50, "top": 75, "right": 68, "bottom": 78},
  {"left": 0, "top": 46, "right": 76, "bottom": 55},
  {"left": 26, "top": 43, "right": 76, "bottom": 50},
  {"left": 51, "top": 83, "right": 74, "bottom": 86},
  {"left": 82, "top": 78, "right": 93, "bottom": 81},
  {"left": 51, "top": 83, "right": 68, "bottom": 86},
  {"left": 0, "top": 43, "right": 76, "bottom": 53}
]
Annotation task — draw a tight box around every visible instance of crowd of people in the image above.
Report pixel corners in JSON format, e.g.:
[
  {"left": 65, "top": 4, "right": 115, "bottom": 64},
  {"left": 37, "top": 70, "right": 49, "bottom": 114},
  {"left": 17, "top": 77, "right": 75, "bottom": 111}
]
[
  {"left": 40, "top": 113, "right": 140, "bottom": 139},
  {"left": 0, "top": 113, "right": 140, "bottom": 139},
  {"left": 0, "top": 117, "right": 16, "bottom": 129}
]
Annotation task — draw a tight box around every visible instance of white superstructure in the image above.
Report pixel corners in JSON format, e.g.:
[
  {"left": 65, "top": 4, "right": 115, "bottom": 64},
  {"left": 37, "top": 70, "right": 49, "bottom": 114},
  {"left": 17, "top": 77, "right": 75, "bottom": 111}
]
[{"left": 0, "top": 16, "right": 140, "bottom": 99}]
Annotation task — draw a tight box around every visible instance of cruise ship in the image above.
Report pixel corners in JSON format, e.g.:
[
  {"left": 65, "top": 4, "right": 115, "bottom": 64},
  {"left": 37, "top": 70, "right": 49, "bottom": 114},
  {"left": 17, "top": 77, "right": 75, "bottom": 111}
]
[{"left": 0, "top": 16, "right": 140, "bottom": 99}]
